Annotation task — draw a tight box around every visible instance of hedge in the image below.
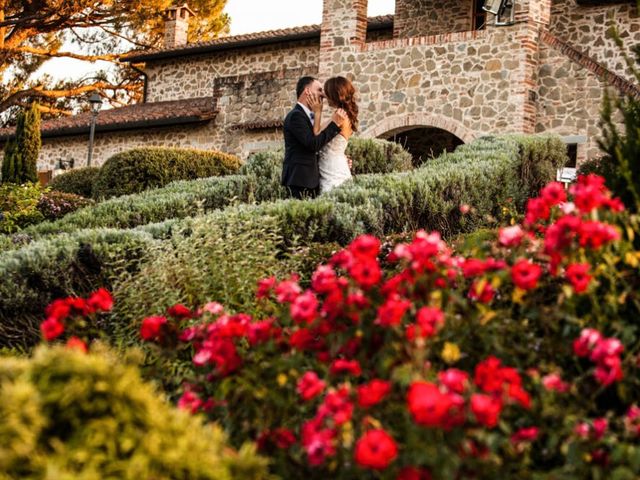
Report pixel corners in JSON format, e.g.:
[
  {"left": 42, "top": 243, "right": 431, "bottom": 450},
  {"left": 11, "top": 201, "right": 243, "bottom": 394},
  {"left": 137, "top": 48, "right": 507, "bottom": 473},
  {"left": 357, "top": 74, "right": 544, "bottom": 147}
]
[
  {"left": 48, "top": 166, "right": 100, "bottom": 198},
  {"left": 346, "top": 137, "right": 413, "bottom": 175},
  {"left": 92, "top": 147, "right": 242, "bottom": 200},
  {"left": 0, "top": 135, "right": 567, "bottom": 349},
  {"left": 0, "top": 229, "right": 157, "bottom": 349},
  {"left": 7, "top": 139, "right": 408, "bottom": 244},
  {"left": 0, "top": 345, "right": 270, "bottom": 479}
]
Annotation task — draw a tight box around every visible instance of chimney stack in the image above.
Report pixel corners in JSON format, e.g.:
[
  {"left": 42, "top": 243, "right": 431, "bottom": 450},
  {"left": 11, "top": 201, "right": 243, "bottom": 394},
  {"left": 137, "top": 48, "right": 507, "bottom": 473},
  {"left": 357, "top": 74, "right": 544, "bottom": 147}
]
[{"left": 164, "top": 3, "right": 195, "bottom": 49}]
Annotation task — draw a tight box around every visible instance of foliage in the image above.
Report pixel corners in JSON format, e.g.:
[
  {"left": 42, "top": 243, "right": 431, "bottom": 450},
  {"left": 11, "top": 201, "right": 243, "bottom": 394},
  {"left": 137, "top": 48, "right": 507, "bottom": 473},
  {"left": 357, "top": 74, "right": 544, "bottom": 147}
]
[
  {"left": 0, "top": 345, "right": 271, "bottom": 479},
  {"left": 0, "top": 182, "right": 44, "bottom": 234},
  {"left": 1, "top": 0, "right": 229, "bottom": 122},
  {"left": 8, "top": 135, "right": 566, "bottom": 246},
  {"left": 0, "top": 105, "right": 40, "bottom": 184},
  {"left": 36, "top": 190, "right": 94, "bottom": 221},
  {"left": 1, "top": 139, "right": 17, "bottom": 183},
  {"left": 128, "top": 175, "right": 640, "bottom": 479},
  {"left": 0, "top": 229, "right": 157, "bottom": 349},
  {"left": 92, "top": 147, "right": 242, "bottom": 200},
  {"left": 49, "top": 167, "right": 101, "bottom": 198},
  {"left": 346, "top": 137, "right": 413, "bottom": 175}
]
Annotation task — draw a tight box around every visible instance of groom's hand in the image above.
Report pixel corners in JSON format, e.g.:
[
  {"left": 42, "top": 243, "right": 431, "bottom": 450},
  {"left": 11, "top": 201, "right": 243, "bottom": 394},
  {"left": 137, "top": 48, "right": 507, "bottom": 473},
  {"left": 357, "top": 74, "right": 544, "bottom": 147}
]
[{"left": 331, "top": 108, "right": 348, "bottom": 127}]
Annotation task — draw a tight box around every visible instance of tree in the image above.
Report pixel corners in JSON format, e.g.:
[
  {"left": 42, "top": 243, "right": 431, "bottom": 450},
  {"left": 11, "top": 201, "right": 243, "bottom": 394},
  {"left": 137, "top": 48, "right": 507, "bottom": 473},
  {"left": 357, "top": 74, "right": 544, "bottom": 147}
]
[
  {"left": 1, "top": 102, "right": 40, "bottom": 183},
  {"left": 0, "top": 0, "right": 230, "bottom": 125},
  {"left": 1, "top": 137, "right": 16, "bottom": 182},
  {"left": 17, "top": 101, "right": 40, "bottom": 182}
]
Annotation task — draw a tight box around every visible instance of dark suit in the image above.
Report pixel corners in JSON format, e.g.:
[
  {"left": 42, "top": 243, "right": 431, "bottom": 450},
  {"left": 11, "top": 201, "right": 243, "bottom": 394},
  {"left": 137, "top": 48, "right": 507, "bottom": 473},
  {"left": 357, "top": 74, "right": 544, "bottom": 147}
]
[{"left": 281, "top": 104, "right": 340, "bottom": 196}]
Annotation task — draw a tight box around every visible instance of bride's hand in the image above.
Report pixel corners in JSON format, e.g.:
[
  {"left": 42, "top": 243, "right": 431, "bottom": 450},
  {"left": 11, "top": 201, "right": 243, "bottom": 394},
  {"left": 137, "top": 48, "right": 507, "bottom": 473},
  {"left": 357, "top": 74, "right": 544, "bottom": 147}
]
[{"left": 306, "top": 92, "right": 323, "bottom": 112}]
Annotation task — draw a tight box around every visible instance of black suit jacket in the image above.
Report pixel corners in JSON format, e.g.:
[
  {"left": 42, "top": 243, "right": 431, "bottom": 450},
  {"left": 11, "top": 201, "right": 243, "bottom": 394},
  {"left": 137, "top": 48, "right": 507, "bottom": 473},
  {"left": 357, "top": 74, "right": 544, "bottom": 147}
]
[{"left": 281, "top": 104, "right": 341, "bottom": 189}]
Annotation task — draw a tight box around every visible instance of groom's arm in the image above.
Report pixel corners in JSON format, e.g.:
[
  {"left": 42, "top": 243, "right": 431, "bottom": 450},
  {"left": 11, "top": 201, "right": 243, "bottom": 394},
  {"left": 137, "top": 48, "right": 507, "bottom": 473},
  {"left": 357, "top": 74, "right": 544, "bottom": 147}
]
[{"left": 289, "top": 110, "right": 340, "bottom": 153}]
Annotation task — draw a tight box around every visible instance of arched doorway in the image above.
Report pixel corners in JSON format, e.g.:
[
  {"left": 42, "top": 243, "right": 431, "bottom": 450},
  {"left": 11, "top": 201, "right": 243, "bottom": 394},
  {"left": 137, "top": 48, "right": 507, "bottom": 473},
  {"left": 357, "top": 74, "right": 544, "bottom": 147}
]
[
  {"left": 361, "top": 114, "right": 477, "bottom": 167},
  {"left": 380, "top": 126, "right": 464, "bottom": 167}
]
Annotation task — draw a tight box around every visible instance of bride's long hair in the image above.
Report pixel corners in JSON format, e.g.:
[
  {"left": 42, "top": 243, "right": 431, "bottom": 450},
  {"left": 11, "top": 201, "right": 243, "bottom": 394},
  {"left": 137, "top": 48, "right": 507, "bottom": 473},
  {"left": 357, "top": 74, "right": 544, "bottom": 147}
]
[{"left": 324, "top": 76, "right": 359, "bottom": 131}]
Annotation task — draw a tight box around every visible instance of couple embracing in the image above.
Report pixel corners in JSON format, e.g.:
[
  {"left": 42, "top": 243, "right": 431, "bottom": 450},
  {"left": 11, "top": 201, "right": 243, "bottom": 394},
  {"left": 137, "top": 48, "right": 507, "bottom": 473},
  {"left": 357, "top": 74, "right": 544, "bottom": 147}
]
[{"left": 281, "top": 76, "right": 359, "bottom": 199}]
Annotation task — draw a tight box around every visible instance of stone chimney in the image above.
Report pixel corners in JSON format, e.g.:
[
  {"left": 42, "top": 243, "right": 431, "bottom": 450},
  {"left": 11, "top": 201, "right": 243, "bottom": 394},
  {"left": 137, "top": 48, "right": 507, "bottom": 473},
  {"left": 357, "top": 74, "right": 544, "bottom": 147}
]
[{"left": 164, "top": 3, "right": 195, "bottom": 49}]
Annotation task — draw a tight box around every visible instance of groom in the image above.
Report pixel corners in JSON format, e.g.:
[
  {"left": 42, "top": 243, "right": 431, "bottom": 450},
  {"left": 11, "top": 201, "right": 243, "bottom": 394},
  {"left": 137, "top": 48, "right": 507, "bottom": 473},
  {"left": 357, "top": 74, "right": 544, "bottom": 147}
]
[{"left": 281, "top": 76, "right": 347, "bottom": 199}]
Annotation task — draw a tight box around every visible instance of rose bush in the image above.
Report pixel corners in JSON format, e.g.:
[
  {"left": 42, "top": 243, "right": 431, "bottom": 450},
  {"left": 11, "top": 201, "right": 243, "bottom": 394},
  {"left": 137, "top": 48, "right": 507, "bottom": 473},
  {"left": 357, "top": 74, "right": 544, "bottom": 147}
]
[{"left": 43, "top": 174, "right": 640, "bottom": 478}]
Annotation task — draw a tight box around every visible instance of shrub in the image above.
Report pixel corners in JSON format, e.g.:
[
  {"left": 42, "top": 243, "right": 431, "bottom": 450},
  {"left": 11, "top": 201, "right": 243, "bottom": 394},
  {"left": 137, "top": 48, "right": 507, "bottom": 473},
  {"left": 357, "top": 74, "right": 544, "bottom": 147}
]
[
  {"left": 346, "top": 137, "right": 413, "bottom": 175},
  {"left": 0, "top": 182, "right": 44, "bottom": 234},
  {"left": 0, "top": 345, "right": 270, "bottom": 479},
  {"left": 0, "top": 229, "right": 157, "bottom": 349},
  {"left": 239, "top": 150, "right": 288, "bottom": 203},
  {"left": 92, "top": 147, "right": 242, "bottom": 200},
  {"left": 1, "top": 104, "right": 40, "bottom": 185},
  {"left": 134, "top": 175, "right": 640, "bottom": 479},
  {"left": 49, "top": 166, "right": 100, "bottom": 198},
  {"left": 18, "top": 174, "right": 252, "bottom": 239},
  {"left": 36, "top": 190, "right": 94, "bottom": 221}
]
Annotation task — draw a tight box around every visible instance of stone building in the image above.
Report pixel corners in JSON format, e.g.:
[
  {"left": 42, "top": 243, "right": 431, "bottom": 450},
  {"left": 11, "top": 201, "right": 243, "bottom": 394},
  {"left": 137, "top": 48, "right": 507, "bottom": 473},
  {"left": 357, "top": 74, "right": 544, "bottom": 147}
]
[{"left": 1, "top": 0, "right": 639, "bottom": 177}]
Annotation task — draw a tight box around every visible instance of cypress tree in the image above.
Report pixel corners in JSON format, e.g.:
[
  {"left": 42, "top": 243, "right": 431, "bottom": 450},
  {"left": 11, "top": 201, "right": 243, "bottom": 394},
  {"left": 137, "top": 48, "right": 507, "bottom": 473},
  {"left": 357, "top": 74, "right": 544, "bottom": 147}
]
[
  {"left": 19, "top": 103, "right": 41, "bottom": 183},
  {"left": 1, "top": 138, "right": 17, "bottom": 183}
]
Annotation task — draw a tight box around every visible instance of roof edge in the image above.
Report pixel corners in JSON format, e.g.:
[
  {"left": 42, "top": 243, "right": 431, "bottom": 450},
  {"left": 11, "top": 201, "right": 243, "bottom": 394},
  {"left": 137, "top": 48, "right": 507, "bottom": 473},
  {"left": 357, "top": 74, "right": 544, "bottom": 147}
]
[{"left": 123, "top": 15, "right": 394, "bottom": 63}]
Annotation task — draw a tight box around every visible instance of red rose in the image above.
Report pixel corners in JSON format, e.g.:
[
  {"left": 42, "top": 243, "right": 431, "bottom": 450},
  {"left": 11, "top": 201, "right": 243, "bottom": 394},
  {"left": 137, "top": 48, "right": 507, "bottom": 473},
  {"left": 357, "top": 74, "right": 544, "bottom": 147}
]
[
  {"left": 318, "top": 387, "right": 353, "bottom": 425},
  {"left": 407, "top": 381, "right": 454, "bottom": 428},
  {"left": 467, "top": 280, "right": 495, "bottom": 304},
  {"left": 540, "top": 181, "right": 567, "bottom": 207},
  {"left": 511, "top": 259, "right": 542, "bottom": 290},
  {"left": 525, "top": 197, "right": 551, "bottom": 225},
  {"left": 330, "top": 359, "right": 362, "bottom": 376},
  {"left": 376, "top": 295, "right": 412, "bottom": 327},
  {"left": 44, "top": 298, "right": 71, "bottom": 321},
  {"left": 349, "top": 234, "right": 381, "bottom": 260},
  {"left": 167, "top": 303, "right": 193, "bottom": 319},
  {"left": 349, "top": 259, "right": 383, "bottom": 290},
  {"left": 354, "top": 429, "right": 398, "bottom": 470},
  {"left": 438, "top": 369, "right": 469, "bottom": 394},
  {"left": 41, "top": 316, "right": 65, "bottom": 341},
  {"left": 290, "top": 290, "right": 318, "bottom": 324},
  {"left": 396, "top": 467, "right": 432, "bottom": 480},
  {"left": 140, "top": 315, "right": 167, "bottom": 341},
  {"left": 297, "top": 371, "right": 326, "bottom": 401},
  {"left": 311, "top": 265, "right": 339, "bottom": 293},
  {"left": 510, "top": 426, "right": 539, "bottom": 444},
  {"left": 357, "top": 379, "right": 391, "bottom": 408},
  {"left": 272, "top": 428, "right": 297, "bottom": 449},
  {"left": 86, "top": 288, "right": 114, "bottom": 312},
  {"left": 471, "top": 393, "right": 502, "bottom": 428}
]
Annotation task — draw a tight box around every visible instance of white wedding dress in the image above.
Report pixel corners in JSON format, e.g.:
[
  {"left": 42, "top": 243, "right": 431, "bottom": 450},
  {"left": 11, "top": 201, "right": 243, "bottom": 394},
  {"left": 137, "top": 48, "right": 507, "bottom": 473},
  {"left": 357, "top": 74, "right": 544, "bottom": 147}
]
[{"left": 319, "top": 134, "right": 352, "bottom": 193}]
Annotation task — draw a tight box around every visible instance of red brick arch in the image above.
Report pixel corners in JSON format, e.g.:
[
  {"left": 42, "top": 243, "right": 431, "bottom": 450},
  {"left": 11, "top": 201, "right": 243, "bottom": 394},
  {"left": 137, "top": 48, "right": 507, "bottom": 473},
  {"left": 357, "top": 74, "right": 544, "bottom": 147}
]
[{"left": 361, "top": 113, "right": 478, "bottom": 144}]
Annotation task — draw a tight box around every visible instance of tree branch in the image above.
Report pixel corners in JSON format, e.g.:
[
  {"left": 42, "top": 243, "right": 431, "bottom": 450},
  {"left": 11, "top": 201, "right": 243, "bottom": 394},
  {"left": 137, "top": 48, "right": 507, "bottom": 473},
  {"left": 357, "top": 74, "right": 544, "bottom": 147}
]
[
  {"left": 2, "top": 45, "right": 121, "bottom": 62},
  {"left": 0, "top": 81, "right": 140, "bottom": 111}
]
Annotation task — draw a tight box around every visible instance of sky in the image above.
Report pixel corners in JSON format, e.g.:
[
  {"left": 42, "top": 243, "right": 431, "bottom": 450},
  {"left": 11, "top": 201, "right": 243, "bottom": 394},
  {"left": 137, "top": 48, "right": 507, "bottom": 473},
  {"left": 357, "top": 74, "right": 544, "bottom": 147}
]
[{"left": 37, "top": 0, "right": 396, "bottom": 81}]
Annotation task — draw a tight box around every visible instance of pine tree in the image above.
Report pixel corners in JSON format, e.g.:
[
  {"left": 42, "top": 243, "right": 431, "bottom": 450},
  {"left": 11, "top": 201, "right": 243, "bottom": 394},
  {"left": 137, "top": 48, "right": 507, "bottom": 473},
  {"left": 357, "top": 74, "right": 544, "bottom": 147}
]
[{"left": 19, "top": 103, "right": 41, "bottom": 183}]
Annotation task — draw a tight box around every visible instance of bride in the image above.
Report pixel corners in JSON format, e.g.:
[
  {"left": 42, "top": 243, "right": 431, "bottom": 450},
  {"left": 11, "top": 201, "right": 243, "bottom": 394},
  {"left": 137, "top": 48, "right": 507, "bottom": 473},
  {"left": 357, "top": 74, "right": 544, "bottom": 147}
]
[{"left": 310, "top": 76, "right": 358, "bottom": 193}]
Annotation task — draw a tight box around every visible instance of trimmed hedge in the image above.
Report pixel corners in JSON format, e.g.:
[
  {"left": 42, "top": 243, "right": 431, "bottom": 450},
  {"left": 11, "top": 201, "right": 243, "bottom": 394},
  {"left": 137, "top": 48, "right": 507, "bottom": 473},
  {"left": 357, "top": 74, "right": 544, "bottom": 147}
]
[
  {"left": 0, "top": 345, "right": 270, "bottom": 479},
  {"left": 0, "top": 229, "right": 157, "bottom": 349},
  {"left": 346, "top": 137, "right": 413, "bottom": 175},
  {"left": 92, "top": 147, "right": 242, "bottom": 200},
  {"left": 49, "top": 166, "right": 100, "bottom": 198}
]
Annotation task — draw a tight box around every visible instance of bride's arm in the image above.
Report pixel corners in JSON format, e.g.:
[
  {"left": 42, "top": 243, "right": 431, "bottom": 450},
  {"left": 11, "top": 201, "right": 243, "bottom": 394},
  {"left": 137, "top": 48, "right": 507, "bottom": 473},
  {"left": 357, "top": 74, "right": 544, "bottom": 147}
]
[{"left": 306, "top": 92, "right": 324, "bottom": 135}]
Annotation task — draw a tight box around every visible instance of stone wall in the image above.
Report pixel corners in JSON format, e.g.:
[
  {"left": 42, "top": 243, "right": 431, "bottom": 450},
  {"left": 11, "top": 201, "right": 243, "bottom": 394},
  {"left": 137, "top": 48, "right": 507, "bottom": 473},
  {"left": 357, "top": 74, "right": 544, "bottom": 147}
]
[
  {"left": 550, "top": 0, "right": 640, "bottom": 83},
  {"left": 145, "top": 40, "right": 320, "bottom": 102},
  {"left": 536, "top": 42, "right": 614, "bottom": 162},
  {"left": 394, "top": 0, "right": 475, "bottom": 38}
]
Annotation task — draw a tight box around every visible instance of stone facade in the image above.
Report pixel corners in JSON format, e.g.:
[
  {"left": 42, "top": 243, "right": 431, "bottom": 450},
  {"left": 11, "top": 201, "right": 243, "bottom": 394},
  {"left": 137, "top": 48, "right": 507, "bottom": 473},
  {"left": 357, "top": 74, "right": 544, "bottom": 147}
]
[
  {"left": 394, "top": 0, "right": 475, "bottom": 38},
  {"left": 145, "top": 40, "right": 320, "bottom": 102},
  {"left": 4, "top": 0, "right": 639, "bottom": 174}
]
